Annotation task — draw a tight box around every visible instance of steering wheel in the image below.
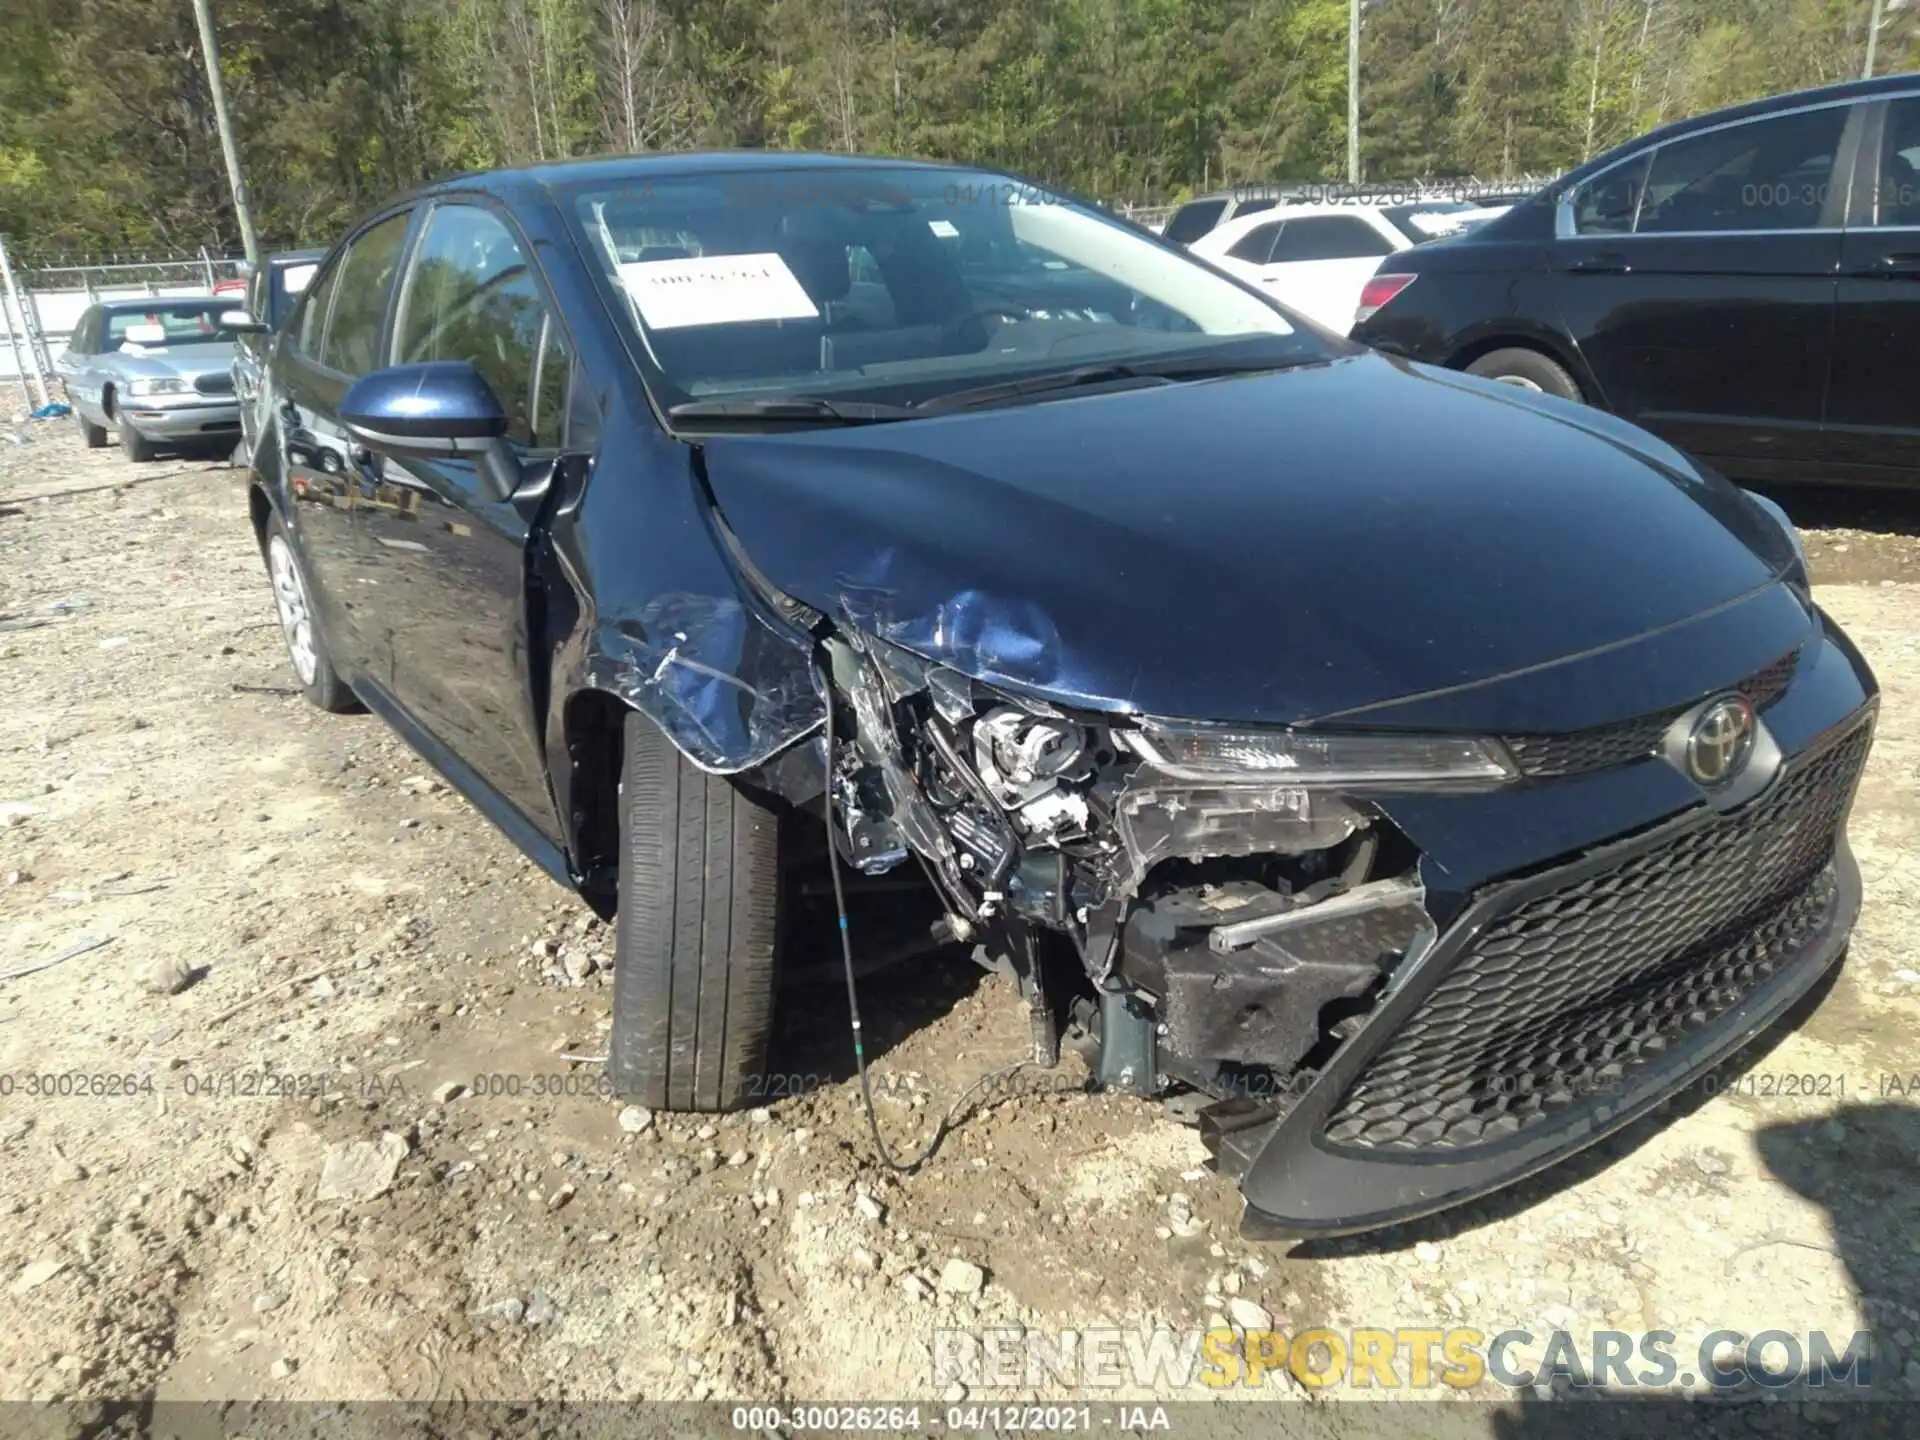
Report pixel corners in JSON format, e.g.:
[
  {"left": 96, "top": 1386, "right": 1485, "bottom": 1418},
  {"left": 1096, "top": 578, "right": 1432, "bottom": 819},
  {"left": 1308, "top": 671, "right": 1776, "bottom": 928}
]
[{"left": 943, "top": 302, "right": 1029, "bottom": 349}]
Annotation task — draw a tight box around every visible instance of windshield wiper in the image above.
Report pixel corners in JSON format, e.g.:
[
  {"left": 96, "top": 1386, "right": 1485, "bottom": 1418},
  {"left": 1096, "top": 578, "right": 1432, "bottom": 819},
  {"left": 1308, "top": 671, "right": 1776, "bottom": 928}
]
[
  {"left": 666, "top": 396, "right": 915, "bottom": 426},
  {"left": 913, "top": 354, "right": 1313, "bottom": 417}
]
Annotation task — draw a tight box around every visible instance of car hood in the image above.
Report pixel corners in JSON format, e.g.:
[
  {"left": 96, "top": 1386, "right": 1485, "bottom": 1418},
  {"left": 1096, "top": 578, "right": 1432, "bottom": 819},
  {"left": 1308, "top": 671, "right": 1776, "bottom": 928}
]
[
  {"left": 108, "top": 345, "right": 234, "bottom": 381},
  {"left": 698, "top": 352, "right": 1801, "bottom": 729}
]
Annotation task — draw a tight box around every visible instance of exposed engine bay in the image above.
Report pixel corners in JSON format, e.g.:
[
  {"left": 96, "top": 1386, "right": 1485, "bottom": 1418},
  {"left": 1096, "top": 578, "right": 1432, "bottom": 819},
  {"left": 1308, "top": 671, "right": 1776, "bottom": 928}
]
[{"left": 818, "top": 631, "right": 1442, "bottom": 1147}]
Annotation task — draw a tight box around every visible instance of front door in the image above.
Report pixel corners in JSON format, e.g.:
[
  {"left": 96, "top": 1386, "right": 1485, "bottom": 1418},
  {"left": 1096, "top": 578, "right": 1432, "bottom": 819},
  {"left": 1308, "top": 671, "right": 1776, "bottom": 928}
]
[
  {"left": 1550, "top": 101, "right": 1856, "bottom": 476},
  {"left": 364, "top": 200, "right": 573, "bottom": 842}
]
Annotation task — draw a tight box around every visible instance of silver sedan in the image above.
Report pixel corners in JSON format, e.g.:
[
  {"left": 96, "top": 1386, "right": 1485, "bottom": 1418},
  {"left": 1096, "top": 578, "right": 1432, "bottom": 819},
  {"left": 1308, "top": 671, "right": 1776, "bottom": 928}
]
[{"left": 58, "top": 297, "right": 244, "bottom": 461}]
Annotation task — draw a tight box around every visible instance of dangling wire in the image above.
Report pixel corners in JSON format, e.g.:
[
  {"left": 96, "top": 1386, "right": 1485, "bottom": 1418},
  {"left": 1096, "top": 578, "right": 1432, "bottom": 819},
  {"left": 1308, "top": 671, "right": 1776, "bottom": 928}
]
[{"left": 821, "top": 668, "right": 1033, "bottom": 1174}]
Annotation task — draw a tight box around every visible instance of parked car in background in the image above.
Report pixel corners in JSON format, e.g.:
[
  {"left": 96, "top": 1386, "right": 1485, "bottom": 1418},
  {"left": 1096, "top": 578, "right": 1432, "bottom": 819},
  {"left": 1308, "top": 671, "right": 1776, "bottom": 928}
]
[
  {"left": 1352, "top": 71, "right": 1920, "bottom": 487},
  {"left": 1162, "top": 188, "right": 1281, "bottom": 245},
  {"left": 59, "top": 297, "right": 245, "bottom": 460},
  {"left": 1190, "top": 200, "right": 1502, "bottom": 332},
  {"left": 227, "top": 248, "right": 325, "bottom": 459},
  {"left": 244, "top": 152, "right": 1872, "bottom": 1237}
]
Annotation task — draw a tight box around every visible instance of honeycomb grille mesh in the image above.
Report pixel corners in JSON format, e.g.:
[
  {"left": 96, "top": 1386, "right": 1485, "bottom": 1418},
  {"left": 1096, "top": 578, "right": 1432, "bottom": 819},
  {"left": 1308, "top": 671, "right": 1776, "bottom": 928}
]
[
  {"left": 1502, "top": 649, "right": 1800, "bottom": 779},
  {"left": 1323, "top": 722, "right": 1868, "bottom": 1153}
]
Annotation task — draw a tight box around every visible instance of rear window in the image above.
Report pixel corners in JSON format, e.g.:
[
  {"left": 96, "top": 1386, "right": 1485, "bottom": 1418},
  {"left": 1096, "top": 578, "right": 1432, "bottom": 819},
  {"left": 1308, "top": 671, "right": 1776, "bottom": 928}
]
[
  {"left": 1380, "top": 202, "right": 1483, "bottom": 244},
  {"left": 1163, "top": 199, "right": 1228, "bottom": 244},
  {"left": 105, "top": 303, "right": 231, "bottom": 348}
]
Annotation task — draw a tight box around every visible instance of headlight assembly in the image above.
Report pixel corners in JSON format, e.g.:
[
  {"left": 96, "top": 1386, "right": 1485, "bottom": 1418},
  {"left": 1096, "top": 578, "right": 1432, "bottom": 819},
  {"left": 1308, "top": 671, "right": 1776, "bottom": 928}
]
[
  {"left": 128, "top": 376, "right": 190, "bottom": 397},
  {"left": 1119, "top": 723, "right": 1515, "bottom": 788}
]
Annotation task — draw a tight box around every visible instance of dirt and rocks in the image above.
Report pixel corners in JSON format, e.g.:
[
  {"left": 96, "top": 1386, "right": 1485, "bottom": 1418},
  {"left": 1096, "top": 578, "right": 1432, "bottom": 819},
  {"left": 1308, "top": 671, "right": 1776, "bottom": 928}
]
[{"left": 1, "top": 393, "right": 1917, "bottom": 1423}]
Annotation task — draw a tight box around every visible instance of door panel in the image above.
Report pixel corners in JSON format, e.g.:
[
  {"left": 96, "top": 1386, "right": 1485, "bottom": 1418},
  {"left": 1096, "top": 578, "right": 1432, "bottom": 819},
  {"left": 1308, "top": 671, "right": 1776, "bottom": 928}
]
[
  {"left": 369, "top": 201, "right": 568, "bottom": 841},
  {"left": 1550, "top": 103, "right": 1855, "bottom": 471},
  {"left": 1827, "top": 96, "right": 1920, "bottom": 482},
  {"left": 272, "top": 212, "right": 412, "bottom": 682}
]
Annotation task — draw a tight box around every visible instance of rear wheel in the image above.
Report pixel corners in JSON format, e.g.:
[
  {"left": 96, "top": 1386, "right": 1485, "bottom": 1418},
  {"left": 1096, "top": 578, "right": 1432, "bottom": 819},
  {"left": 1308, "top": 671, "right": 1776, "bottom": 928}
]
[
  {"left": 1465, "top": 347, "right": 1584, "bottom": 402},
  {"left": 609, "top": 711, "right": 781, "bottom": 1111},
  {"left": 263, "top": 512, "right": 358, "bottom": 713}
]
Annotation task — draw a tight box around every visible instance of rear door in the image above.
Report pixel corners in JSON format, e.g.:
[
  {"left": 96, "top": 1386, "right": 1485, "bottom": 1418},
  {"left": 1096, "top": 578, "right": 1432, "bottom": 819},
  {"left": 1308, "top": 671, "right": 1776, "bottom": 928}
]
[
  {"left": 367, "top": 199, "right": 573, "bottom": 839},
  {"left": 1827, "top": 92, "right": 1920, "bottom": 483},
  {"left": 1258, "top": 215, "right": 1399, "bottom": 332},
  {"left": 1550, "top": 100, "right": 1857, "bottom": 473},
  {"left": 272, "top": 210, "right": 415, "bottom": 679}
]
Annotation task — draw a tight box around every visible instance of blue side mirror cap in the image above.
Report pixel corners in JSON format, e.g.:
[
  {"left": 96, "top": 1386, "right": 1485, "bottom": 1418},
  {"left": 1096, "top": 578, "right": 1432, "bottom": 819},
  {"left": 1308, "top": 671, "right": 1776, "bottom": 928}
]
[{"left": 341, "top": 361, "right": 509, "bottom": 452}]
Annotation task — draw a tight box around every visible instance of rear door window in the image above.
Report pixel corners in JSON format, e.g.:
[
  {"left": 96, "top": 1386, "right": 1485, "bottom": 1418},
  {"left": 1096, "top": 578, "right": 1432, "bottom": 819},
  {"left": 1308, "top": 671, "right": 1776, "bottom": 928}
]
[
  {"left": 1225, "top": 222, "right": 1285, "bottom": 264},
  {"left": 1270, "top": 216, "right": 1397, "bottom": 262},
  {"left": 1568, "top": 153, "right": 1651, "bottom": 235},
  {"left": 1872, "top": 96, "right": 1920, "bottom": 227},
  {"left": 1164, "top": 199, "right": 1227, "bottom": 244},
  {"left": 69, "top": 306, "right": 99, "bottom": 356},
  {"left": 295, "top": 256, "right": 343, "bottom": 358},
  {"left": 321, "top": 213, "right": 411, "bottom": 375},
  {"left": 1637, "top": 106, "right": 1847, "bottom": 233}
]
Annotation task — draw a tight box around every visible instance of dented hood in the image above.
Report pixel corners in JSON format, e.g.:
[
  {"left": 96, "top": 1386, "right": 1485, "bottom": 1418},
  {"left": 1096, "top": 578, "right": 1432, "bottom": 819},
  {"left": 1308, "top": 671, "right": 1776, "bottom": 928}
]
[{"left": 698, "top": 353, "right": 1800, "bottom": 729}]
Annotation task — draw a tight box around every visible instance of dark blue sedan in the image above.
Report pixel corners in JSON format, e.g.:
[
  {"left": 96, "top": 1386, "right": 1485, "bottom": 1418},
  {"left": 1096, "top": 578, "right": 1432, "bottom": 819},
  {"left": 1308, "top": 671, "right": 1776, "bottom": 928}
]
[{"left": 244, "top": 153, "right": 1877, "bottom": 1237}]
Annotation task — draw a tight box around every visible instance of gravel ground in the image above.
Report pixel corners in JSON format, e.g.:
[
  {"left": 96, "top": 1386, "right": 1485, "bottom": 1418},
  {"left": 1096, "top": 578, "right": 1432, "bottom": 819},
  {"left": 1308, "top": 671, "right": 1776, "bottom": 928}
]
[{"left": 1, "top": 391, "right": 1917, "bottom": 1426}]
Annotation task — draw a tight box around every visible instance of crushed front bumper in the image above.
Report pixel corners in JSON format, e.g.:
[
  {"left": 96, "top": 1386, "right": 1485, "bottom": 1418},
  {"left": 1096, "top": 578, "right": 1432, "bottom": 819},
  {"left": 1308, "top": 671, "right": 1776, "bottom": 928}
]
[{"left": 1228, "top": 711, "right": 1870, "bottom": 1238}]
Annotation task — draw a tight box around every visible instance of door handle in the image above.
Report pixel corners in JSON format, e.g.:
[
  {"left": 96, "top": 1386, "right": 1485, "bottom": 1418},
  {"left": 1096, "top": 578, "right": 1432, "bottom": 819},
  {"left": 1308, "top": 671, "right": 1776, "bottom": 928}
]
[
  {"left": 1846, "top": 250, "right": 1920, "bottom": 278},
  {"left": 1565, "top": 252, "right": 1631, "bottom": 275}
]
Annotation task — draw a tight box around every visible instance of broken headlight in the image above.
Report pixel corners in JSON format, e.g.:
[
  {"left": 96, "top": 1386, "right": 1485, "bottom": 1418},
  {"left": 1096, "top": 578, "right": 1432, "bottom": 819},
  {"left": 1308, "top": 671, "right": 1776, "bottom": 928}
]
[{"left": 1119, "top": 724, "right": 1515, "bottom": 789}]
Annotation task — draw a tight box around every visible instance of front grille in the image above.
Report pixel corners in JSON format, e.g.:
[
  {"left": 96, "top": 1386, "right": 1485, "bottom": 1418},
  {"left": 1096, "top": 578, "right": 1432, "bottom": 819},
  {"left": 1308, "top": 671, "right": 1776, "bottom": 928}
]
[
  {"left": 1323, "top": 721, "right": 1869, "bottom": 1153},
  {"left": 193, "top": 373, "right": 235, "bottom": 395},
  {"left": 1502, "top": 648, "right": 1800, "bottom": 779}
]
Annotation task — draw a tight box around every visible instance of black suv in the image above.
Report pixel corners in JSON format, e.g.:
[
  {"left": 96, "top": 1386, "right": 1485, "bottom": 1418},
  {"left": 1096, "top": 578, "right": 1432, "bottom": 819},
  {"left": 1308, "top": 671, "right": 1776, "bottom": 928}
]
[{"left": 1353, "top": 72, "right": 1920, "bottom": 488}]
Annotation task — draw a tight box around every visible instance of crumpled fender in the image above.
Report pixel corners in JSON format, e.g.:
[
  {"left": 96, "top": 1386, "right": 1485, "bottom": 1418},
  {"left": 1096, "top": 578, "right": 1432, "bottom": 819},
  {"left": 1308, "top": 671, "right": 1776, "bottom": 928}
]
[{"left": 544, "top": 410, "right": 825, "bottom": 776}]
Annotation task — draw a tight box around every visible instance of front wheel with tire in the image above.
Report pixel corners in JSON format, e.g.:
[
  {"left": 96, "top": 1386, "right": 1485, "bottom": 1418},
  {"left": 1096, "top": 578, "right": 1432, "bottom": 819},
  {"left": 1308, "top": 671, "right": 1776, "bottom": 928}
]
[
  {"left": 75, "top": 408, "right": 108, "bottom": 448},
  {"left": 119, "top": 421, "right": 157, "bottom": 462},
  {"left": 609, "top": 711, "right": 781, "bottom": 1111},
  {"left": 1465, "top": 347, "right": 1584, "bottom": 402},
  {"left": 263, "top": 512, "right": 359, "bottom": 713}
]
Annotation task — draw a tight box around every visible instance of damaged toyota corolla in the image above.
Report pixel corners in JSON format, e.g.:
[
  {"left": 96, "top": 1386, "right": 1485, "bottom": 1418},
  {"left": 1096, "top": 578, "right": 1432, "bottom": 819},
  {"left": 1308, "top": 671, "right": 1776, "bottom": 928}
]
[{"left": 249, "top": 153, "right": 1877, "bottom": 1237}]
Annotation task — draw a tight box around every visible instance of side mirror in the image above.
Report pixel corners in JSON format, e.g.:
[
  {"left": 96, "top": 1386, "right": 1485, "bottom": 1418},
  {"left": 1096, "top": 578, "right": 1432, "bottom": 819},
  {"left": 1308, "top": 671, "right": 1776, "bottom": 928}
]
[
  {"left": 221, "top": 309, "right": 269, "bottom": 334},
  {"left": 341, "top": 360, "right": 521, "bottom": 502}
]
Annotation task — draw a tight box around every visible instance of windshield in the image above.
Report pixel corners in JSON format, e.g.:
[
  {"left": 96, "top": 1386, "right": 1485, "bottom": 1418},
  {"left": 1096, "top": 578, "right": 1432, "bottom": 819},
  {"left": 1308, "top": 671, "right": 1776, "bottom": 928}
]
[
  {"left": 106, "top": 301, "right": 233, "bottom": 348},
  {"left": 568, "top": 166, "right": 1339, "bottom": 411}
]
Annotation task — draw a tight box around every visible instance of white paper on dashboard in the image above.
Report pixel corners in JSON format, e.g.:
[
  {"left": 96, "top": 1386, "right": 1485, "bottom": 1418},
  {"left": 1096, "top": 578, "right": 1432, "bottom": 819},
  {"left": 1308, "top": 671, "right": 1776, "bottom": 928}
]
[{"left": 618, "top": 253, "right": 820, "bottom": 330}]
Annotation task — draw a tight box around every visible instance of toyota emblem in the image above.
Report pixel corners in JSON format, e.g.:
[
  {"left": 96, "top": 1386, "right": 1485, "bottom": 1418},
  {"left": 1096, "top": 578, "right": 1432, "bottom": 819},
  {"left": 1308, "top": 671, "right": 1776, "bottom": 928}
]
[{"left": 1685, "top": 695, "right": 1755, "bottom": 786}]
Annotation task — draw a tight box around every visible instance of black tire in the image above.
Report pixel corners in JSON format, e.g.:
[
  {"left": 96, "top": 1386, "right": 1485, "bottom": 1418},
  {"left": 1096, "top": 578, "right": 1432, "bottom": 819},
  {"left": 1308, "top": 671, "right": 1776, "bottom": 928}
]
[
  {"left": 609, "top": 711, "right": 780, "bottom": 1111},
  {"left": 75, "top": 409, "right": 108, "bottom": 449},
  {"left": 120, "top": 420, "right": 157, "bottom": 462},
  {"left": 262, "top": 511, "right": 359, "bottom": 713},
  {"left": 1464, "top": 347, "right": 1584, "bottom": 402}
]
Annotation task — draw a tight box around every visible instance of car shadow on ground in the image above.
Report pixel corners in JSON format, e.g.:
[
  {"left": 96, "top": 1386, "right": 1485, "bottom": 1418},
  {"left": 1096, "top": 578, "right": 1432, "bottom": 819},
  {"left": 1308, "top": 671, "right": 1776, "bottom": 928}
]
[
  {"left": 1476, "top": 1098, "right": 1920, "bottom": 1437},
  {"left": 766, "top": 853, "right": 992, "bottom": 1092},
  {"left": 1287, "top": 956, "right": 1849, "bottom": 1261}
]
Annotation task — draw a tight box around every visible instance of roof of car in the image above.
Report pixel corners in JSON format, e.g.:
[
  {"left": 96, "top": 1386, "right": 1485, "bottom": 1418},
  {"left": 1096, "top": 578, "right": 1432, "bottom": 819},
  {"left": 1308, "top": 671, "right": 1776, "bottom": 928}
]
[
  {"left": 98, "top": 295, "right": 227, "bottom": 313},
  {"left": 1563, "top": 70, "right": 1920, "bottom": 180},
  {"left": 418, "top": 150, "right": 975, "bottom": 203}
]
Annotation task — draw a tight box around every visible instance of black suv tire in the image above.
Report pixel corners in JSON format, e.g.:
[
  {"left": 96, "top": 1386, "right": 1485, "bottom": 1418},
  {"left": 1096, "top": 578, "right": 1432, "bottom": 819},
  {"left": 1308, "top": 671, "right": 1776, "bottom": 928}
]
[
  {"left": 609, "top": 711, "right": 780, "bottom": 1111},
  {"left": 1465, "top": 348, "right": 1584, "bottom": 402}
]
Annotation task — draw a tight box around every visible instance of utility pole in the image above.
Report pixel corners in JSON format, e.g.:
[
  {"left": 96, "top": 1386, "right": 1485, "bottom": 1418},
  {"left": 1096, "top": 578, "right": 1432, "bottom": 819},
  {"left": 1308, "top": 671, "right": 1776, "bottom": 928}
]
[
  {"left": 1348, "top": 0, "right": 1362, "bottom": 184},
  {"left": 1866, "top": 0, "right": 1885, "bottom": 77},
  {"left": 190, "top": 0, "right": 259, "bottom": 267}
]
